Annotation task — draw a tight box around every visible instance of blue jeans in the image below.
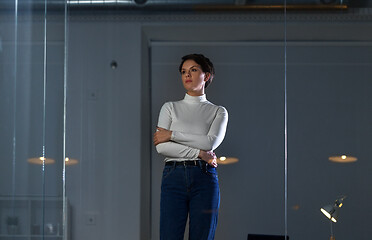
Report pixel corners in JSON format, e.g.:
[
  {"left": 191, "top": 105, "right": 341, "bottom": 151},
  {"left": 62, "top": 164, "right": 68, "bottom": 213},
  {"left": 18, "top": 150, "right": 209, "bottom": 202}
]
[{"left": 160, "top": 161, "right": 220, "bottom": 240}]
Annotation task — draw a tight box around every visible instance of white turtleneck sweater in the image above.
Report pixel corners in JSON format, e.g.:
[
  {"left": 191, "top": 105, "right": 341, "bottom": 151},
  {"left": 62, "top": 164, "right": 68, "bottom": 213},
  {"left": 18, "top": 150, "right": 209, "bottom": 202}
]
[{"left": 156, "top": 93, "right": 228, "bottom": 162}]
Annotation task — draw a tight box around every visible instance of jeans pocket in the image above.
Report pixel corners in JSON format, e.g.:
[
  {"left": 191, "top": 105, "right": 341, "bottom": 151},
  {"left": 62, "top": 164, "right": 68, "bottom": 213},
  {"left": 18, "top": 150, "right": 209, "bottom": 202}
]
[
  {"left": 203, "top": 164, "right": 218, "bottom": 177},
  {"left": 162, "top": 165, "right": 174, "bottom": 179}
]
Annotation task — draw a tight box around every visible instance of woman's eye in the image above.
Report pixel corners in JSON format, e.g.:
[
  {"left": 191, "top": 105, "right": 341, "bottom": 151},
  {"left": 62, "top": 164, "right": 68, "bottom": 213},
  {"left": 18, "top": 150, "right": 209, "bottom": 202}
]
[
  {"left": 191, "top": 68, "right": 197, "bottom": 72},
  {"left": 181, "top": 71, "right": 186, "bottom": 74}
]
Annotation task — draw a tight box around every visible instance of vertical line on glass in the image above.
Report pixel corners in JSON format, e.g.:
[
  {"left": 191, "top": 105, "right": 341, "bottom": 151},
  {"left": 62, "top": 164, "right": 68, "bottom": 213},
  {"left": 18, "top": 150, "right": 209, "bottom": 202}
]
[
  {"left": 284, "top": 0, "right": 288, "bottom": 239},
  {"left": 63, "top": 1, "right": 70, "bottom": 240},
  {"left": 148, "top": 45, "right": 153, "bottom": 238},
  {"left": 11, "top": 0, "right": 19, "bottom": 215},
  {"left": 42, "top": 0, "right": 49, "bottom": 237}
]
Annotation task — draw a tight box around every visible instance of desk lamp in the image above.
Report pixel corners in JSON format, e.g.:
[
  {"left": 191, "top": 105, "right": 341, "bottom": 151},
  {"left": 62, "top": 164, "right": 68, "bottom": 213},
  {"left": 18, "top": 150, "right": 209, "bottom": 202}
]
[{"left": 320, "top": 196, "right": 346, "bottom": 240}]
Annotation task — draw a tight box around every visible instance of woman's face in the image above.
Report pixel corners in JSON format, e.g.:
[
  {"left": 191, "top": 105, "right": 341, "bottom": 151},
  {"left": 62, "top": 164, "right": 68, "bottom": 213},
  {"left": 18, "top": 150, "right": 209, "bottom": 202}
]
[{"left": 180, "top": 59, "right": 210, "bottom": 96}]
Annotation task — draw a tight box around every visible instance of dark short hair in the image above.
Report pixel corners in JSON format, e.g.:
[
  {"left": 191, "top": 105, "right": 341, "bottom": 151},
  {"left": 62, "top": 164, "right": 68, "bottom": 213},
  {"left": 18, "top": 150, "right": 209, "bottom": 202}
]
[{"left": 179, "top": 54, "right": 215, "bottom": 89}]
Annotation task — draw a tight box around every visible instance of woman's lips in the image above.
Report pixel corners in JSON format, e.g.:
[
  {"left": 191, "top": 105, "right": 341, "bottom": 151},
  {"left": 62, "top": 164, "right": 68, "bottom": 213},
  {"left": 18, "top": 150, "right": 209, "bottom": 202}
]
[{"left": 185, "top": 79, "right": 192, "bottom": 83}]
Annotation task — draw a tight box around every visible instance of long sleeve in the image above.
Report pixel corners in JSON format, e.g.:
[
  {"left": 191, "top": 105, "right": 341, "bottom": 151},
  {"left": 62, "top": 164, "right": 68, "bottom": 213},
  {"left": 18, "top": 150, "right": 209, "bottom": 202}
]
[
  {"left": 155, "top": 94, "right": 228, "bottom": 161},
  {"left": 156, "top": 141, "right": 200, "bottom": 159},
  {"left": 156, "top": 102, "right": 201, "bottom": 159},
  {"left": 171, "top": 106, "right": 228, "bottom": 151}
]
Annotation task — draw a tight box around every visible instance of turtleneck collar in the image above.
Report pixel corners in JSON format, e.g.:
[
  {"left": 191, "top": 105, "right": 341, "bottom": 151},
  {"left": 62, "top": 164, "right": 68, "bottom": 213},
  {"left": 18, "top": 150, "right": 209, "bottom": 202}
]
[{"left": 184, "top": 93, "right": 207, "bottom": 103}]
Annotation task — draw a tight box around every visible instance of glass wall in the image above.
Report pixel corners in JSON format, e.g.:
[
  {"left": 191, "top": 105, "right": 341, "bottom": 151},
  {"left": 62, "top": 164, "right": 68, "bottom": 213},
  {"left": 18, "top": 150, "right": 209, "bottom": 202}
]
[
  {"left": 2, "top": 0, "right": 372, "bottom": 240},
  {"left": 287, "top": 3, "right": 372, "bottom": 240},
  {"left": 66, "top": 2, "right": 286, "bottom": 240},
  {"left": 0, "top": 0, "right": 67, "bottom": 239}
]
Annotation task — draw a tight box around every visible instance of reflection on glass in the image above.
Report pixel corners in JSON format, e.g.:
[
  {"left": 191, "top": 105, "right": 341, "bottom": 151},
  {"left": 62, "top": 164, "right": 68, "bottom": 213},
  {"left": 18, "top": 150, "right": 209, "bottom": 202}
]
[
  {"left": 287, "top": 3, "right": 372, "bottom": 239},
  {"left": 28, "top": 157, "right": 56, "bottom": 165},
  {"left": 65, "top": 157, "right": 79, "bottom": 166},
  {"left": 0, "top": 0, "right": 67, "bottom": 239}
]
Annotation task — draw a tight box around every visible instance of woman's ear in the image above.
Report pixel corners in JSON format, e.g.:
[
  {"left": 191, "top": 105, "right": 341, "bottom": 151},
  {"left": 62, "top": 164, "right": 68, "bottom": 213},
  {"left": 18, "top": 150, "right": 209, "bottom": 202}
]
[{"left": 204, "top": 73, "right": 211, "bottom": 82}]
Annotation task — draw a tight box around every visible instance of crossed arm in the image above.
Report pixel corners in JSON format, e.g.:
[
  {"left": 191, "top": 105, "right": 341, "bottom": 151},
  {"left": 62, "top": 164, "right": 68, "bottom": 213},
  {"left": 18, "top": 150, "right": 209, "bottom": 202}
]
[
  {"left": 153, "top": 103, "right": 228, "bottom": 167},
  {"left": 154, "top": 127, "right": 218, "bottom": 167}
]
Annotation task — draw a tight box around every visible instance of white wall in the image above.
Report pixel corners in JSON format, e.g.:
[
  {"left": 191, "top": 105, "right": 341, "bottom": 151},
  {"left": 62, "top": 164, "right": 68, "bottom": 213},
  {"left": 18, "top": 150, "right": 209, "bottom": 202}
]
[{"left": 66, "top": 21, "right": 143, "bottom": 240}]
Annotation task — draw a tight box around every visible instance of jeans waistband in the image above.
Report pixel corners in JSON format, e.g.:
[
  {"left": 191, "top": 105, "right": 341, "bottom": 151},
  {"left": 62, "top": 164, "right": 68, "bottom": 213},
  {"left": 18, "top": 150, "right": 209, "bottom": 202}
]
[{"left": 165, "top": 160, "right": 203, "bottom": 167}]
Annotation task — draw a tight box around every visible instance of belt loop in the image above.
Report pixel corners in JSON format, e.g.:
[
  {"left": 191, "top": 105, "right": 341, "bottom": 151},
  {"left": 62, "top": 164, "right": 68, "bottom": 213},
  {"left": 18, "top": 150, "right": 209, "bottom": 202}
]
[
  {"left": 183, "top": 161, "right": 186, "bottom": 167},
  {"left": 202, "top": 161, "right": 207, "bottom": 171}
]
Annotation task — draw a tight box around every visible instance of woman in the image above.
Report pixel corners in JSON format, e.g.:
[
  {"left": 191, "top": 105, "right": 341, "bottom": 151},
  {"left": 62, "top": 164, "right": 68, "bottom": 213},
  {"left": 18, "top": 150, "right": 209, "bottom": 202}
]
[{"left": 153, "top": 54, "right": 228, "bottom": 240}]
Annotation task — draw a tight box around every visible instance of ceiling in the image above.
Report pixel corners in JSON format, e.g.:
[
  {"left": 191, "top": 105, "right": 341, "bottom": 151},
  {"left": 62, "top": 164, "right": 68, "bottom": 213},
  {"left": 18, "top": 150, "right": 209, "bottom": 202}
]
[
  {"left": 0, "top": 0, "right": 372, "bottom": 11},
  {"left": 67, "top": 0, "right": 347, "bottom": 8}
]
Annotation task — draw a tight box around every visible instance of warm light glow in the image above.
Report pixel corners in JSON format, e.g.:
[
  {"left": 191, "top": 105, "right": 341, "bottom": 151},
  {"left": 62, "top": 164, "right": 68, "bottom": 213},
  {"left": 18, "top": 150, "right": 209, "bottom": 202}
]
[
  {"left": 292, "top": 205, "right": 300, "bottom": 211},
  {"left": 65, "top": 158, "right": 79, "bottom": 166},
  {"left": 28, "top": 157, "right": 78, "bottom": 165},
  {"left": 217, "top": 157, "right": 239, "bottom": 165},
  {"left": 28, "top": 157, "right": 55, "bottom": 165},
  {"left": 329, "top": 155, "right": 357, "bottom": 163}
]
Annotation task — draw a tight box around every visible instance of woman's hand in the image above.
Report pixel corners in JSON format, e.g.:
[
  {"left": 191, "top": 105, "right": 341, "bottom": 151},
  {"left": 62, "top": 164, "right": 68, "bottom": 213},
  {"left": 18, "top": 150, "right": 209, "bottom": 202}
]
[
  {"left": 153, "top": 127, "right": 172, "bottom": 146},
  {"left": 198, "top": 150, "right": 218, "bottom": 168}
]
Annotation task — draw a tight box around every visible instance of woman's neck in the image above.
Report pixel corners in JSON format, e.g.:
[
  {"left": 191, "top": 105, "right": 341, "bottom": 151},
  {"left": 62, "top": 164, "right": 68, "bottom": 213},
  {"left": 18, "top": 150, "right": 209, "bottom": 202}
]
[{"left": 187, "top": 90, "right": 204, "bottom": 96}]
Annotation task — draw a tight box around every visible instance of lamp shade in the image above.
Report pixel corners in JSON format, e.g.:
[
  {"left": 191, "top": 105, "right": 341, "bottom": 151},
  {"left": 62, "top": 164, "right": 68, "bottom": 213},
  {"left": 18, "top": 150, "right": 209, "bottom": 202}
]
[{"left": 320, "top": 205, "right": 339, "bottom": 223}]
